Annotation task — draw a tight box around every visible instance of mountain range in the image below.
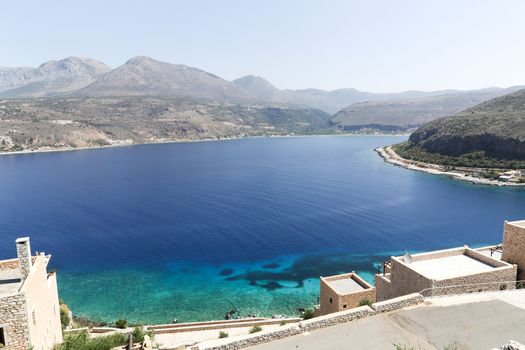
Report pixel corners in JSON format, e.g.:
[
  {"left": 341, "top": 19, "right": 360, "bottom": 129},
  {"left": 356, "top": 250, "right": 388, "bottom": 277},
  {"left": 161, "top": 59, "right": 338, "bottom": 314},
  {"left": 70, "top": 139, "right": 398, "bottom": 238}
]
[
  {"left": 1, "top": 56, "right": 520, "bottom": 128},
  {"left": 1, "top": 56, "right": 524, "bottom": 156}
]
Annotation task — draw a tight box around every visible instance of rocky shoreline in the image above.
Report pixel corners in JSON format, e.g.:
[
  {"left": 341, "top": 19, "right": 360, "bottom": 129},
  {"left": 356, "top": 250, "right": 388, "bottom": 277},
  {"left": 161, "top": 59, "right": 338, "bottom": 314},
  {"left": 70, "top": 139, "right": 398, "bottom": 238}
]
[{"left": 376, "top": 145, "right": 525, "bottom": 187}]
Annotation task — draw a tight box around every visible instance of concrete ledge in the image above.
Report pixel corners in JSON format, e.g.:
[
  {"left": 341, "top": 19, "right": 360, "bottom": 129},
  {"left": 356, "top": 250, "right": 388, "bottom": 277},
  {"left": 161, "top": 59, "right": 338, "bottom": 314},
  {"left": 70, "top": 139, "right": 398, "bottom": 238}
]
[
  {"left": 154, "top": 318, "right": 301, "bottom": 334},
  {"left": 372, "top": 293, "right": 424, "bottom": 313}
]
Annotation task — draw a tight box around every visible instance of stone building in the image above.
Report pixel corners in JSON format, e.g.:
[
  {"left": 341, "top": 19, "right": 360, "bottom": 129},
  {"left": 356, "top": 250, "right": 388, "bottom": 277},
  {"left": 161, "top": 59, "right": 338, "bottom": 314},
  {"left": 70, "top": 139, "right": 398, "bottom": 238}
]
[
  {"left": 502, "top": 220, "right": 525, "bottom": 280},
  {"left": 374, "top": 246, "right": 517, "bottom": 301},
  {"left": 0, "top": 237, "right": 63, "bottom": 350},
  {"left": 316, "top": 272, "right": 375, "bottom": 316}
]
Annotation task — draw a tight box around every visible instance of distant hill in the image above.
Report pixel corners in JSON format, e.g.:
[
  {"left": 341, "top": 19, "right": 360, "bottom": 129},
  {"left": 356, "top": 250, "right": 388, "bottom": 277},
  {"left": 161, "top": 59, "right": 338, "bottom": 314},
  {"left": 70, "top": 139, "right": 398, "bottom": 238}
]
[
  {"left": 232, "top": 75, "right": 464, "bottom": 114},
  {"left": 1, "top": 56, "right": 521, "bottom": 120},
  {"left": 331, "top": 87, "right": 524, "bottom": 132},
  {"left": 394, "top": 88, "right": 525, "bottom": 168},
  {"left": 79, "top": 56, "right": 253, "bottom": 101},
  {"left": 0, "top": 57, "right": 111, "bottom": 97},
  {"left": 0, "top": 97, "right": 331, "bottom": 153},
  {"left": 233, "top": 75, "right": 282, "bottom": 101}
]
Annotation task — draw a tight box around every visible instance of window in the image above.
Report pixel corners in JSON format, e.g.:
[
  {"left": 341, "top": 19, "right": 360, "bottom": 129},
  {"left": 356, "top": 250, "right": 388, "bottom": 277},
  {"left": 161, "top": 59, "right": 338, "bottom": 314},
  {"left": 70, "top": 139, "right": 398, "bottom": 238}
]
[
  {"left": 343, "top": 304, "right": 347, "bottom": 309},
  {"left": 329, "top": 297, "right": 333, "bottom": 304},
  {"left": 32, "top": 309, "right": 36, "bottom": 325},
  {"left": 0, "top": 327, "right": 6, "bottom": 347}
]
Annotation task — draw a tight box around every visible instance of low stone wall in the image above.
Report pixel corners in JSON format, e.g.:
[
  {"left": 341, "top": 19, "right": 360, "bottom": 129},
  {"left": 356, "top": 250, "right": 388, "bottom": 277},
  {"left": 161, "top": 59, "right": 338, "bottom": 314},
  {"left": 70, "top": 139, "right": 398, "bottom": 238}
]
[
  {"left": 371, "top": 293, "right": 424, "bottom": 313},
  {"left": 299, "top": 306, "right": 371, "bottom": 332},
  {"left": 195, "top": 325, "right": 302, "bottom": 350},
  {"left": 197, "top": 306, "right": 372, "bottom": 350},
  {"left": 195, "top": 296, "right": 425, "bottom": 350}
]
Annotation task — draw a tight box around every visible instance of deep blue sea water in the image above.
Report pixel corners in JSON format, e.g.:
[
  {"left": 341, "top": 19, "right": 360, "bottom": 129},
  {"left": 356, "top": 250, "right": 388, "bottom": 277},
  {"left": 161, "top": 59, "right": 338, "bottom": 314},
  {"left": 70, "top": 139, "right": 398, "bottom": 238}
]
[{"left": 1, "top": 136, "right": 524, "bottom": 323}]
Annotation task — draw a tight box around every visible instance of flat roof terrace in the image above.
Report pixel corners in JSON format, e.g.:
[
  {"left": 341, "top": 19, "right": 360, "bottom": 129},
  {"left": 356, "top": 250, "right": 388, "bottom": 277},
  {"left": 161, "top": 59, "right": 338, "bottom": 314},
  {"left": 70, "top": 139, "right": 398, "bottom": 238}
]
[
  {"left": 328, "top": 277, "right": 366, "bottom": 294},
  {"left": 409, "top": 254, "right": 494, "bottom": 280},
  {"left": 394, "top": 247, "right": 512, "bottom": 281},
  {"left": 322, "top": 272, "right": 373, "bottom": 295}
]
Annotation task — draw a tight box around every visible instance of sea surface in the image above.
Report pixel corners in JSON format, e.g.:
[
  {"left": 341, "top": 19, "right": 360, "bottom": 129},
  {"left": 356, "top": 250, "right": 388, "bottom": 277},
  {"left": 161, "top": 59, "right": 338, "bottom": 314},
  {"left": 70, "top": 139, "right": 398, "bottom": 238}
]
[{"left": 1, "top": 136, "right": 524, "bottom": 324}]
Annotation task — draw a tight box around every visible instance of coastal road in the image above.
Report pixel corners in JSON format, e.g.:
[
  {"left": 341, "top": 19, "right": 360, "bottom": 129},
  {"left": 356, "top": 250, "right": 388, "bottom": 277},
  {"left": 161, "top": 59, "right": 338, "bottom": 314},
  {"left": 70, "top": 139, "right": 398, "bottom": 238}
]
[{"left": 248, "top": 291, "right": 525, "bottom": 350}]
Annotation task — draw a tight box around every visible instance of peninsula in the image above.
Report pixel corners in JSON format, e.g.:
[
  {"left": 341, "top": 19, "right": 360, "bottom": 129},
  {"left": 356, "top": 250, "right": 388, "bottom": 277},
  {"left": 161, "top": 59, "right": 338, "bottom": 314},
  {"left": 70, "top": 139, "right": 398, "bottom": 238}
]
[{"left": 377, "top": 88, "right": 525, "bottom": 186}]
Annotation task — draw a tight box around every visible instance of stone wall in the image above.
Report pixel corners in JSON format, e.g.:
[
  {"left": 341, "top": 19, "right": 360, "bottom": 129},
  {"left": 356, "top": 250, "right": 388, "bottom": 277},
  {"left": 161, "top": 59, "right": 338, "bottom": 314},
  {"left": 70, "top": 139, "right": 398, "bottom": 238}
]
[
  {"left": 374, "top": 273, "right": 392, "bottom": 302},
  {"left": 502, "top": 221, "right": 525, "bottom": 280},
  {"left": 299, "top": 306, "right": 372, "bottom": 332},
  {"left": 377, "top": 258, "right": 433, "bottom": 301},
  {"left": 429, "top": 264, "right": 517, "bottom": 296},
  {"left": 371, "top": 293, "right": 424, "bottom": 313},
  {"left": 197, "top": 306, "right": 373, "bottom": 350},
  {"left": 0, "top": 259, "right": 19, "bottom": 271},
  {"left": 0, "top": 293, "right": 30, "bottom": 350}
]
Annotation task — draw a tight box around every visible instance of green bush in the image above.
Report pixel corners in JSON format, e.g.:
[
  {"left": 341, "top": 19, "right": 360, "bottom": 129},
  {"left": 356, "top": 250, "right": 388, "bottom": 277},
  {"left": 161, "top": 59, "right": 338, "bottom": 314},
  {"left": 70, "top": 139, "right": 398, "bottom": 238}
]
[
  {"left": 131, "top": 326, "right": 153, "bottom": 343},
  {"left": 302, "top": 309, "right": 315, "bottom": 320},
  {"left": 54, "top": 331, "right": 127, "bottom": 350},
  {"left": 60, "top": 305, "right": 71, "bottom": 329},
  {"left": 114, "top": 319, "right": 128, "bottom": 329},
  {"left": 219, "top": 331, "right": 229, "bottom": 338},
  {"left": 249, "top": 325, "right": 262, "bottom": 333},
  {"left": 358, "top": 299, "right": 372, "bottom": 307},
  {"left": 279, "top": 320, "right": 287, "bottom": 326}
]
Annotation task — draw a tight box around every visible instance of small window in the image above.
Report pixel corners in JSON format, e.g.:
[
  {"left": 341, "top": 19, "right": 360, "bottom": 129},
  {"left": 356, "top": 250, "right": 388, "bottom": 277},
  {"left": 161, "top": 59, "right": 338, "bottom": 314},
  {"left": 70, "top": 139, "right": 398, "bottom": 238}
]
[
  {"left": 329, "top": 297, "right": 333, "bottom": 304},
  {"left": 32, "top": 309, "right": 36, "bottom": 325},
  {"left": 0, "top": 327, "right": 6, "bottom": 347},
  {"left": 343, "top": 304, "right": 347, "bottom": 309}
]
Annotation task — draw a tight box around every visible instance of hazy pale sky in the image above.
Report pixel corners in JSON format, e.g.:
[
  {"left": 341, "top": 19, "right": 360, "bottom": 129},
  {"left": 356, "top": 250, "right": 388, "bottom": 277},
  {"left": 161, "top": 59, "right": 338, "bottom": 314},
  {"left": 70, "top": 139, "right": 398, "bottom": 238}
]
[{"left": 1, "top": 0, "right": 525, "bottom": 92}]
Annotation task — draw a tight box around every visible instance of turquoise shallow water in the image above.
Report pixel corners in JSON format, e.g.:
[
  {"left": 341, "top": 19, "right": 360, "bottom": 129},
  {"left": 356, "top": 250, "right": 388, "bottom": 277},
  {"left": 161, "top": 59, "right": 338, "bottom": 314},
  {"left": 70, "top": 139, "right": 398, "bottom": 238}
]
[{"left": 0, "top": 136, "right": 524, "bottom": 323}]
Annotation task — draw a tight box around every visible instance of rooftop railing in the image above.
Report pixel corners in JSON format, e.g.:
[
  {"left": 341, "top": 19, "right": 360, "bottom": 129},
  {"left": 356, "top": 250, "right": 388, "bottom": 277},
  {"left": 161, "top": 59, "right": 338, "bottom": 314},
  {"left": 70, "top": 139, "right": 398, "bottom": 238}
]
[{"left": 420, "top": 280, "right": 525, "bottom": 298}]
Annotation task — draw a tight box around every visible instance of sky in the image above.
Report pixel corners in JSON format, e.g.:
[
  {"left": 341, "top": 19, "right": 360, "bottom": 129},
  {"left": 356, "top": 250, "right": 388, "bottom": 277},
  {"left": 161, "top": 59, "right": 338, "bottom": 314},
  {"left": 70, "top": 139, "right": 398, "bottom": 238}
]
[{"left": 1, "top": 0, "right": 525, "bottom": 92}]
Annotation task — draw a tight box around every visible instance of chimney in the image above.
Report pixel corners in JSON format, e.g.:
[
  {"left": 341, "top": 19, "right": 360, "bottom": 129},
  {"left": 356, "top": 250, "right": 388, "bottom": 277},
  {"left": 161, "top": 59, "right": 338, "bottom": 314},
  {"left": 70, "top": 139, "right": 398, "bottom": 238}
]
[{"left": 16, "top": 237, "right": 32, "bottom": 278}]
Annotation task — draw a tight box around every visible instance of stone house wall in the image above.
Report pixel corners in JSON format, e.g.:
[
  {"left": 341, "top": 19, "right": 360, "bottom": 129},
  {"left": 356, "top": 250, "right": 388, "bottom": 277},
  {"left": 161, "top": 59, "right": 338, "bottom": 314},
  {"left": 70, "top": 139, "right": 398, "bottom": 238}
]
[
  {"left": 429, "top": 264, "right": 517, "bottom": 296},
  {"left": 319, "top": 273, "right": 376, "bottom": 315},
  {"left": 374, "top": 273, "right": 392, "bottom": 301},
  {"left": 502, "top": 221, "right": 525, "bottom": 280},
  {"left": 377, "top": 258, "right": 433, "bottom": 301},
  {"left": 0, "top": 293, "right": 30, "bottom": 350},
  {"left": 22, "top": 255, "right": 63, "bottom": 350}
]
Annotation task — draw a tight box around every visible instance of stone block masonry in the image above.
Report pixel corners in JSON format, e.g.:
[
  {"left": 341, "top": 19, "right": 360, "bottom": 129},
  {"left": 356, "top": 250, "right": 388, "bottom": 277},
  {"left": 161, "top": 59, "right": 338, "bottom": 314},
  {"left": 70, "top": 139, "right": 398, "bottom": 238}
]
[
  {"left": 502, "top": 221, "right": 525, "bottom": 280},
  {"left": 0, "top": 293, "right": 30, "bottom": 350},
  {"left": 371, "top": 293, "right": 424, "bottom": 313}
]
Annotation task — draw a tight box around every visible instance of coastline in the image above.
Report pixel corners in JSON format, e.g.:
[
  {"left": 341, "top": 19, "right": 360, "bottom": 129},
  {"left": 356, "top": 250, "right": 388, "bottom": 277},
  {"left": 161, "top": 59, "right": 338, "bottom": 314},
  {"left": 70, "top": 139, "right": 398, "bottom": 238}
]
[
  {"left": 375, "top": 145, "right": 525, "bottom": 187},
  {"left": 0, "top": 133, "right": 407, "bottom": 157}
]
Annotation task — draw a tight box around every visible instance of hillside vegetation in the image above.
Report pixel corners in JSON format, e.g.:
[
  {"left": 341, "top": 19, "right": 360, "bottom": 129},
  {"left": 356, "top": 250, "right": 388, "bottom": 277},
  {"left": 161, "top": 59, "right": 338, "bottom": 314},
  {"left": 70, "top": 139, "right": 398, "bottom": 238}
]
[
  {"left": 395, "top": 88, "right": 525, "bottom": 168},
  {"left": 0, "top": 97, "right": 331, "bottom": 152}
]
